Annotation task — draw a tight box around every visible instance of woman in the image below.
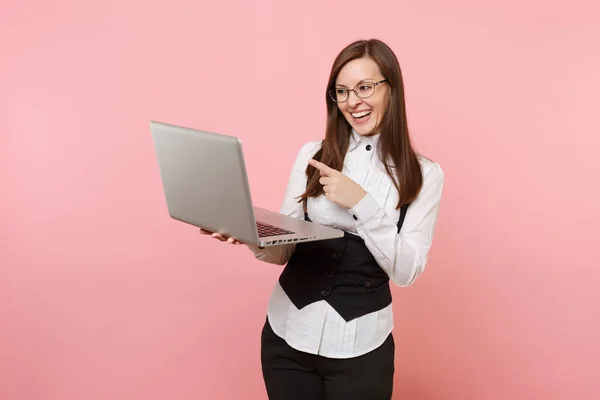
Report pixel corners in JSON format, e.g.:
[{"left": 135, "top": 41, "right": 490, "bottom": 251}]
[{"left": 202, "top": 38, "right": 444, "bottom": 399}]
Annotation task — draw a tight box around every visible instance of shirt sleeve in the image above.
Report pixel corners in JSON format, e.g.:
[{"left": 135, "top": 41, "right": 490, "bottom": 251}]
[
  {"left": 246, "top": 141, "right": 321, "bottom": 265},
  {"left": 347, "top": 161, "right": 445, "bottom": 286}
]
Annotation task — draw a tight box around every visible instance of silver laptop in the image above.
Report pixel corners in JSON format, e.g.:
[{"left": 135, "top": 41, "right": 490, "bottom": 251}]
[{"left": 150, "top": 121, "right": 344, "bottom": 247}]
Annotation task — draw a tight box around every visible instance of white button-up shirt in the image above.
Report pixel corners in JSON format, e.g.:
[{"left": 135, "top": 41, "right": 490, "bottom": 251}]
[{"left": 249, "top": 130, "right": 445, "bottom": 359}]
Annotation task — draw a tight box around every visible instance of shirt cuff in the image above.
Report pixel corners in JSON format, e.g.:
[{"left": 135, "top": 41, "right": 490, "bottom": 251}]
[{"left": 348, "top": 192, "right": 380, "bottom": 226}]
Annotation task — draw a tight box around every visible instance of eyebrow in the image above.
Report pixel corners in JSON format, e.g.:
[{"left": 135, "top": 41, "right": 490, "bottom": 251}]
[{"left": 335, "top": 78, "right": 375, "bottom": 88}]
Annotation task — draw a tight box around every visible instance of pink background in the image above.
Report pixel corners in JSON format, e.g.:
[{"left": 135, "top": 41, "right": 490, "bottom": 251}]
[{"left": 1, "top": 0, "right": 599, "bottom": 399}]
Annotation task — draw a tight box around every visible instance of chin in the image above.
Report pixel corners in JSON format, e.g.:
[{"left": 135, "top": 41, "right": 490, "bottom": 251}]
[
  {"left": 352, "top": 123, "right": 377, "bottom": 136},
  {"left": 345, "top": 114, "right": 378, "bottom": 136}
]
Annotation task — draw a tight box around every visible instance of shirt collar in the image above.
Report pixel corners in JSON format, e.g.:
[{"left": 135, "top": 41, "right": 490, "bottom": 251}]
[{"left": 348, "top": 129, "right": 381, "bottom": 152}]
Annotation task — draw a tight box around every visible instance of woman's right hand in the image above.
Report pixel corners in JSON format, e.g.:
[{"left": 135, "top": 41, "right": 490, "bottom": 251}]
[{"left": 199, "top": 228, "right": 243, "bottom": 245}]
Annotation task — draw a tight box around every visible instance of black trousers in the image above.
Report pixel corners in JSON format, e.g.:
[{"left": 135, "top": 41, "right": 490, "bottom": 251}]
[{"left": 261, "top": 318, "right": 395, "bottom": 400}]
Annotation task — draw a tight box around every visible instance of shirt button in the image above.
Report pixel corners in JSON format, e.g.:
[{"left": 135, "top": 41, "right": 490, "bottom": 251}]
[
  {"left": 326, "top": 271, "right": 334, "bottom": 278},
  {"left": 339, "top": 236, "right": 346, "bottom": 242},
  {"left": 365, "top": 281, "right": 372, "bottom": 287},
  {"left": 321, "top": 290, "right": 330, "bottom": 297},
  {"left": 352, "top": 215, "right": 358, "bottom": 220},
  {"left": 366, "top": 144, "right": 372, "bottom": 151},
  {"left": 333, "top": 252, "right": 341, "bottom": 259}
]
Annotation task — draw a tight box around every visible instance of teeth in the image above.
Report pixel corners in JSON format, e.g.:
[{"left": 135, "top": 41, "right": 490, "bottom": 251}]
[{"left": 352, "top": 111, "right": 371, "bottom": 118}]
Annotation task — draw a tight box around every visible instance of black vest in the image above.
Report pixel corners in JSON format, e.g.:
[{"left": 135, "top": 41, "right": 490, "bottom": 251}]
[{"left": 278, "top": 203, "right": 409, "bottom": 322}]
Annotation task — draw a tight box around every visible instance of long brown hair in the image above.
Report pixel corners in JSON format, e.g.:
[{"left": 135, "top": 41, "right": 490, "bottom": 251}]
[{"left": 299, "top": 38, "right": 423, "bottom": 211}]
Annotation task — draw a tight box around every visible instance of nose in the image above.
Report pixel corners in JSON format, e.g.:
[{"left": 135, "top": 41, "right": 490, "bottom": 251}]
[{"left": 347, "top": 90, "right": 362, "bottom": 108}]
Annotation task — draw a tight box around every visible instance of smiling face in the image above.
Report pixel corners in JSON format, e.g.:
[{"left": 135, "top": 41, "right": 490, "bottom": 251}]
[{"left": 334, "top": 57, "right": 390, "bottom": 137}]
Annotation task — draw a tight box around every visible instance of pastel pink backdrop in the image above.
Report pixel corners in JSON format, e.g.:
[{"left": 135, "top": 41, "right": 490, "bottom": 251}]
[{"left": 1, "top": 0, "right": 599, "bottom": 399}]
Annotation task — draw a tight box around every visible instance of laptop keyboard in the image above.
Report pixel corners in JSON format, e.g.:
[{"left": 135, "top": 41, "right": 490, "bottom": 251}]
[{"left": 256, "top": 221, "right": 294, "bottom": 238}]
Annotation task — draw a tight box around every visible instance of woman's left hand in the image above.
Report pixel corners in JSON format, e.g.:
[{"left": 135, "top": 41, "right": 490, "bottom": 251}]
[{"left": 308, "top": 159, "right": 367, "bottom": 209}]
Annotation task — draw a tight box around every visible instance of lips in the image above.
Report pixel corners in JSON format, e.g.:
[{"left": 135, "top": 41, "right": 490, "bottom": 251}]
[
  {"left": 351, "top": 110, "right": 371, "bottom": 119},
  {"left": 350, "top": 109, "right": 372, "bottom": 125}
]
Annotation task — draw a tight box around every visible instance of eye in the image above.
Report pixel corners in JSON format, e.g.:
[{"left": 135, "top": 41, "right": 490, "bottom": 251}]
[{"left": 335, "top": 88, "right": 347, "bottom": 95}]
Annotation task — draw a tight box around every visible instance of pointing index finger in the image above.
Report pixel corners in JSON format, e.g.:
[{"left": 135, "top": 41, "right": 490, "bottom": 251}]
[{"left": 309, "top": 159, "right": 337, "bottom": 176}]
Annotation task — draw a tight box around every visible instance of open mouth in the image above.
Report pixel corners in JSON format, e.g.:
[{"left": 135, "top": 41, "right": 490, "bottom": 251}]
[
  {"left": 350, "top": 110, "right": 372, "bottom": 124},
  {"left": 351, "top": 110, "right": 372, "bottom": 119}
]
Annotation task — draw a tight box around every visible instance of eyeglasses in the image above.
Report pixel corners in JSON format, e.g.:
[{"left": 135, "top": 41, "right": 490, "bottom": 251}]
[{"left": 328, "top": 79, "right": 388, "bottom": 103}]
